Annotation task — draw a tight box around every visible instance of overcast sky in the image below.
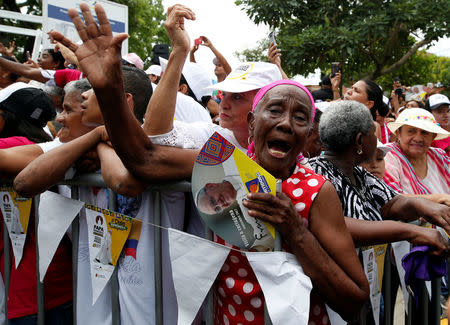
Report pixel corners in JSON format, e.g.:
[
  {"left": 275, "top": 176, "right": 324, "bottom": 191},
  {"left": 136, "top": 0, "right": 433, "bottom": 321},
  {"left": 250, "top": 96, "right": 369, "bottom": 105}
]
[{"left": 161, "top": 0, "right": 448, "bottom": 84}]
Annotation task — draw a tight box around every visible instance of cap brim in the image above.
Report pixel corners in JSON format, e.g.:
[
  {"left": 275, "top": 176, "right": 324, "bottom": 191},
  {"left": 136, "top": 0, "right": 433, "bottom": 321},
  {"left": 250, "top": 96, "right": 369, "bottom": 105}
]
[
  {"left": 387, "top": 120, "right": 450, "bottom": 140},
  {"left": 430, "top": 101, "right": 450, "bottom": 110},
  {"left": 206, "top": 79, "right": 262, "bottom": 93}
]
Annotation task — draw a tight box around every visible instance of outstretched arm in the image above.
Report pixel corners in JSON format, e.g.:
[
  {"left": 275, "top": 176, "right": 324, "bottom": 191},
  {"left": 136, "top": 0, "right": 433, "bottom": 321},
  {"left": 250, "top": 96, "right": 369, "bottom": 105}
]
[
  {"left": 143, "top": 5, "right": 195, "bottom": 136},
  {"left": 201, "top": 36, "right": 232, "bottom": 75},
  {"left": 14, "top": 127, "right": 101, "bottom": 197},
  {"left": 0, "top": 56, "right": 48, "bottom": 83},
  {"left": 49, "top": 3, "right": 198, "bottom": 182}
]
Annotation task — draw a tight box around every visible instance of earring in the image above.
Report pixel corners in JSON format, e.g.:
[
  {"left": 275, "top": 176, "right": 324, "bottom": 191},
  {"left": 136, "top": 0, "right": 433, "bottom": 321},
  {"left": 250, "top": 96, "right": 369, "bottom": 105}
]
[
  {"left": 248, "top": 136, "right": 253, "bottom": 145},
  {"left": 357, "top": 148, "right": 363, "bottom": 155}
]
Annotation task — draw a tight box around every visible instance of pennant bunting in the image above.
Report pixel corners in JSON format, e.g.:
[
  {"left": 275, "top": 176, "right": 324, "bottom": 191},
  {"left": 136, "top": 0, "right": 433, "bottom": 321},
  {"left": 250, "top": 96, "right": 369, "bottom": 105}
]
[
  {"left": 85, "top": 204, "right": 132, "bottom": 304},
  {"left": 168, "top": 228, "right": 231, "bottom": 325},
  {"left": 362, "top": 247, "right": 381, "bottom": 325},
  {"left": 392, "top": 241, "right": 411, "bottom": 311},
  {"left": 0, "top": 187, "right": 32, "bottom": 268},
  {"left": 246, "top": 251, "right": 312, "bottom": 325},
  {"left": 38, "top": 191, "right": 84, "bottom": 281}
]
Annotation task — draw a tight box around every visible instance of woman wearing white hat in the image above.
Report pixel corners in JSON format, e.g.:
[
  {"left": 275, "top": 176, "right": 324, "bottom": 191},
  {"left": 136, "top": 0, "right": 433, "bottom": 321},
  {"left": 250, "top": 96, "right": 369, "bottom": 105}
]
[{"left": 384, "top": 108, "right": 450, "bottom": 196}]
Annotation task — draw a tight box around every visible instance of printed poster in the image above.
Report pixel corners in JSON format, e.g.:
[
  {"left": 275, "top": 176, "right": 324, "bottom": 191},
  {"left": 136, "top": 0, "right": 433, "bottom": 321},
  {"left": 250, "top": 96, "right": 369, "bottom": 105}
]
[
  {"left": 192, "top": 132, "right": 276, "bottom": 251},
  {"left": 0, "top": 187, "right": 32, "bottom": 268},
  {"left": 85, "top": 204, "right": 132, "bottom": 304},
  {"left": 362, "top": 244, "right": 387, "bottom": 325}
]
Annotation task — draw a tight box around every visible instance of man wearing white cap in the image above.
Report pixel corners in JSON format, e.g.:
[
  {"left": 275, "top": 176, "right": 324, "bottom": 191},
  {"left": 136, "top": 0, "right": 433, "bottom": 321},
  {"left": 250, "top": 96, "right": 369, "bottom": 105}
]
[
  {"left": 145, "top": 64, "right": 161, "bottom": 84},
  {"left": 427, "top": 94, "right": 450, "bottom": 154}
]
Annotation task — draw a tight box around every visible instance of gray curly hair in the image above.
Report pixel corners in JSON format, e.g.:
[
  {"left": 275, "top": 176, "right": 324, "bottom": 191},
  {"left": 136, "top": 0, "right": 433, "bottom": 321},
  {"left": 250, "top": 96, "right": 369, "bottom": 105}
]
[
  {"left": 63, "top": 78, "right": 91, "bottom": 96},
  {"left": 319, "top": 100, "right": 373, "bottom": 152}
]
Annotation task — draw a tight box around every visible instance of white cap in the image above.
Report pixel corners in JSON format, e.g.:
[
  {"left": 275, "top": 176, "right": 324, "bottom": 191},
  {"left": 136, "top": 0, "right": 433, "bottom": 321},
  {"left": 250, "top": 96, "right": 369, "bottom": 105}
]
[
  {"left": 122, "top": 53, "right": 144, "bottom": 70},
  {"left": 428, "top": 94, "right": 450, "bottom": 110},
  {"left": 159, "top": 57, "right": 212, "bottom": 101},
  {"left": 145, "top": 65, "right": 162, "bottom": 76},
  {"left": 376, "top": 140, "right": 392, "bottom": 156},
  {"left": 387, "top": 108, "right": 450, "bottom": 140},
  {"left": 207, "top": 62, "right": 282, "bottom": 93}
]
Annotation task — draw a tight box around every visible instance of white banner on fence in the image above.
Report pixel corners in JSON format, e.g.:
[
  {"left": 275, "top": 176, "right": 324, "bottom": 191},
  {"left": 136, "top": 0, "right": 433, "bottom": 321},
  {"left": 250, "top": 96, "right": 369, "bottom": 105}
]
[
  {"left": 85, "top": 204, "right": 132, "bottom": 304},
  {"left": 38, "top": 191, "right": 83, "bottom": 281},
  {"left": 246, "top": 252, "right": 312, "bottom": 325},
  {"left": 0, "top": 188, "right": 32, "bottom": 268},
  {"left": 362, "top": 247, "right": 381, "bottom": 325},
  {"left": 42, "top": 0, "right": 128, "bottom": 54},
  {"left": 168, "top": 228, "right": 231, "bottom": 325}
]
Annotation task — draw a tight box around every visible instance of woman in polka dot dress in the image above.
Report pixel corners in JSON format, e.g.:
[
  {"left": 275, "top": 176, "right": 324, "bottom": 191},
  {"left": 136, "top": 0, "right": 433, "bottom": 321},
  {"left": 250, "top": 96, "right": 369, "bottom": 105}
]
[{"left": 212, "top": 80, "right": 370, "bottom": 325}]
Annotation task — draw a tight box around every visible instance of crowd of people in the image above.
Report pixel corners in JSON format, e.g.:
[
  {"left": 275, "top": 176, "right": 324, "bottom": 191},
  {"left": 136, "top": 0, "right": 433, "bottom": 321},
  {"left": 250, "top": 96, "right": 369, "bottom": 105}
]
[{"left": 0, "top": 2, "right": 449, "bottom": 325}]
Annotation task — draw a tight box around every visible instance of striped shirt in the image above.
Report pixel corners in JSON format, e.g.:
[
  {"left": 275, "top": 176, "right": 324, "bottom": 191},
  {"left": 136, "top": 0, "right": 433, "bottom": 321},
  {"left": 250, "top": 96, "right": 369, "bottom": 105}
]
[{"left": 383, "top": 143, "right": 450, "bottom": 194}]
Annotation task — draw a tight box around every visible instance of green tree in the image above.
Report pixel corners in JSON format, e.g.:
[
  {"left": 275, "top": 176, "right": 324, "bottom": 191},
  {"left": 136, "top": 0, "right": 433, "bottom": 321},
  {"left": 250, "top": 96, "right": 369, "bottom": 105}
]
[
  {"left": 0, "top": 0, "right": 169, "bottom": 66},
  {"left": 235, "top": 0, "right": 450, "bottom": 82}
]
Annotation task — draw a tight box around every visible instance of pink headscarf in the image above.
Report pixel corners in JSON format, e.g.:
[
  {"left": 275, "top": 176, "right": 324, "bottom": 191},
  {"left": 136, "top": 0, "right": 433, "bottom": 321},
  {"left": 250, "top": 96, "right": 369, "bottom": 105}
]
[{"left": 247, "top": 79, "right": 316, "bottom": 159}]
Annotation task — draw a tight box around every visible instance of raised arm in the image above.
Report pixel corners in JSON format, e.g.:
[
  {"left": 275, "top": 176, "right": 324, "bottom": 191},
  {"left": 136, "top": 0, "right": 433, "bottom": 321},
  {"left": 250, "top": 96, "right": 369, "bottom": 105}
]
[
  {"left": 267, "top": 42, "right": 288, "bottom": 79},
  {"left": 14, "top": 127, "right": 101, "bottom": 197},
  {"left": 243, "top": 181, "right": 369, "bottom": 321},
  {"left": 201, "top": 36, "right": 232, "bottom": 75},
  {"left": 48, "top": 3, "right": 199, "bottom": 183},
  {"left": 143, "top": 5, "right": 194, "bottom": 135},
  {"left": 0, "top": 56, "right": 48, "bottom": 83}
]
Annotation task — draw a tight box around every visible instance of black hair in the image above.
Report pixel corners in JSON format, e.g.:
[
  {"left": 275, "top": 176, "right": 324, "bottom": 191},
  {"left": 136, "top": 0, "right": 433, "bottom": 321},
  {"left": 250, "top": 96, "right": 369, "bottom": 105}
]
[
  {"left": 44, "top": 48, "right": 65, "bottom": 70},
  {"left": 122, "top": 65, "right": 153, "bottom": 123},
  {"left": 361, "top": 79, "right": 389, "bottom": 119},
  {"left": 179, "top": 74, "right": 198, "bottom": 102},
  {"left": 1, "top": 55, "right": 20, "bottom": 81},
  {"left": 0, "top": 110, "right": 52, "bottom": 143}
]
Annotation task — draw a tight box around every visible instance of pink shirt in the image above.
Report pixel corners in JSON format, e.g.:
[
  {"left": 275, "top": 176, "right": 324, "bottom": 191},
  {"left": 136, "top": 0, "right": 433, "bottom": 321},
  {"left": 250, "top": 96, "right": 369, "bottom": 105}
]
[{"left": 0, "top": 136, "right": 34, "bottom": 149}]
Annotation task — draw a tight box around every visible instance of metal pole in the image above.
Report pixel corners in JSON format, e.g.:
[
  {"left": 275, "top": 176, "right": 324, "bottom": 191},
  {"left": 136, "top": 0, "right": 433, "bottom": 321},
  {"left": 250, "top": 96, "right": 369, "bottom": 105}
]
[
  {"left": 34, "top": 195, "right": 45, "bottom": 325},
  {"left": 205, "top": 228, "right": 214, "bottom": 325},
  {"left": 406, "top": 292, "right": 412, "bottom": 325},
  {"left": 430, "top": 278, "right": 440, "bottom": 325},
  {"left": 420, "top": 281, "right": 428, "bottom": 325},
  {"left": 382, "top": 245, "right": 392, "bottom": 325},
  {"left": 71, "top": 187, "right": 79, "bottom": 325},
  {"left": 153, "top": 191, "right": 163, "bottom": 325},
  {"left": 108, "top": 189, "right": 120, "bottom": 325},
  {"left": 3, "top": 220, "right": 10, "bottom": 325}
]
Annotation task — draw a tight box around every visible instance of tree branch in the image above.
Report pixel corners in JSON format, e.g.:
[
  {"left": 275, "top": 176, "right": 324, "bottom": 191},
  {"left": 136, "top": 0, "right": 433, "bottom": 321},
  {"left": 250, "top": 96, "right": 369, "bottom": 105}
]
[
  {"left": 381, "top": 22, "right": 401, "bottom": 65},
  {"left": 379, "top": 38, "right": 432, "bottom": 76}
]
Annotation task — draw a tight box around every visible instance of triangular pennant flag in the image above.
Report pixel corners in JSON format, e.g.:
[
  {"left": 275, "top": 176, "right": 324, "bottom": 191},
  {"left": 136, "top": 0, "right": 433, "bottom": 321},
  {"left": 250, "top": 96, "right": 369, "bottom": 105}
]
[
  {"left": 85, "top": 204, "right": 132, "bottom": 304},
  {"left": 0, "top": 187, "right": 32, "bottom": 268},
  {"left": 168, "top": 228, "right": 231, "bottom": 325},
  {"left": 38, "top": 191, "right": 84, "bottom": 281},
  {"left": 362, "top": 247, "right": 381, "bottom": 325},
  {"left": 246, "top": 251, "right": 312, "bottom": 325},
  {"left": 391, "top": 241, "right": 411, "bottom": 311},
  {"left": 325, "top": 305, "right": 346, "bottom": 325}
]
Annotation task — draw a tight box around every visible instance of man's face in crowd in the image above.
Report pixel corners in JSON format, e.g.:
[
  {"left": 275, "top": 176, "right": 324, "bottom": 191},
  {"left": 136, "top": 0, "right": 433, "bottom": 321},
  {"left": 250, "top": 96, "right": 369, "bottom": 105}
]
[
  {"left": 56, "top": 91, "right": 94, "bottom": 142},
  {"left": 197, "top": 181, "right": 237, "bottom": 215},
  {"left": 81, "top": 89, "right": 104, "bottom": 127},
  {"left": 432, "top": 104, "right": 450, "bottom": 130},
  {"left": 219, "top": 90, "right": 258, "bottom": 134}
]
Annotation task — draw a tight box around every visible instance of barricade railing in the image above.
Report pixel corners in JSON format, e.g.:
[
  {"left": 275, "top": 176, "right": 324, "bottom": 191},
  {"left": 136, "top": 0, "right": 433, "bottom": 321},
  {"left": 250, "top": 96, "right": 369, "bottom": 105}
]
[{"left": 0, "top": 174, "right": 446, "bottom": 325}]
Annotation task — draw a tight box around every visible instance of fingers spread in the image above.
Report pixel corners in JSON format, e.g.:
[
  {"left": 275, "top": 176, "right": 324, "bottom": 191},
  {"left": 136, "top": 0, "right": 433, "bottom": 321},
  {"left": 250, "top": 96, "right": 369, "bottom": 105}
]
[
  {"left": 95, "top": 3, "right": 113, "bottom": 37},
  {"left": 68, "top": 8, "right": 89, "bottom": 42},
  {"left": 82, "top": 4, "right": 100, "bottom": 39}
]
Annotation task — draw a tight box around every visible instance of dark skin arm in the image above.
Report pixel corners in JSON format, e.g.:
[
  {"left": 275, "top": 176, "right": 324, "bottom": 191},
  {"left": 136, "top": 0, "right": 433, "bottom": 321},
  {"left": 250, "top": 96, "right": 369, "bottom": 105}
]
[
  {"left": 243, "top": 182, "right": 369, "bottom": 321},
  {"left": 49, "top": 3, "right": 198, "bottom": 182},
  {"left": 0, "top": 56, "right": 48, "bottom": 83},
  {"left": 381, "top": 195, "right": 450, "bottom": 234}
]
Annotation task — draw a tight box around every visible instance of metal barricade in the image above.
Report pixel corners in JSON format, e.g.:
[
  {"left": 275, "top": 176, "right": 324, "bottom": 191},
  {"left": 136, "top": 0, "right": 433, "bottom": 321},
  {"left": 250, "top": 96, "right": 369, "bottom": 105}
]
[{"left": 0, "top": 175, "right": 446, "bottom": 325}]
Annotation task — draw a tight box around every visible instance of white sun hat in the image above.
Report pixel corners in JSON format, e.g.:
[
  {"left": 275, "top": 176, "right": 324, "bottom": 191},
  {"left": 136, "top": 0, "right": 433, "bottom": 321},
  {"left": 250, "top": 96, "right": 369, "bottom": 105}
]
[
  {"left": 207, "top": 62, "right": 282, "bottom": 93},
  {"left": 387, "top": 108, "right": 450, "bottom": 140},
  {"left": 145, "top": 65, "right": 161, "bottom": 76}
]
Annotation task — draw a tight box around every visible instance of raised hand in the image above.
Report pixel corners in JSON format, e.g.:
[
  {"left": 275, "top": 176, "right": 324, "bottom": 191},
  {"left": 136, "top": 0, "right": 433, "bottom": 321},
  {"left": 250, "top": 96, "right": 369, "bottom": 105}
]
[
  {"left": 49, "top": 2, "right": 128, "bottom": 89},
  {"left": 0, "top": 41, "right": 15, "bottom": 57},
  {"left": 267, "top": 42, "right": 281, "bottom": 66},
  {"left": 200, "top": 36, "right": 213, "bottom": 48},
  {"left": 164, "top": 4, "right": 195, "bottom": 53}
]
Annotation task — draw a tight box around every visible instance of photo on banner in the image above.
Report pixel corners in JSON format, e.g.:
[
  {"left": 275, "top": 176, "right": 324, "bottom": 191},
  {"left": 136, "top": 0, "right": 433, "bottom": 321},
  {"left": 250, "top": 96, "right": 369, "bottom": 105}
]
[
  {"left": 85, "top": 204, "right": 132, "bottom": 304},
  {"left": 0, "top": 187, "right": 32, "bottom": 268},
  {"left": 192, "top": 132, "right": 276, "bottom": 251}
]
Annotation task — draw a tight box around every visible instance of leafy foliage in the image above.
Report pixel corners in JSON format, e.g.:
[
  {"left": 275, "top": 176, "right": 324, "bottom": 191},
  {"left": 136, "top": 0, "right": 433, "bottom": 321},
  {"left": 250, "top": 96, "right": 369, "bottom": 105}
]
[
  {"left": 235, "top": 0, "right": 450, "bottom": 82},
  {"left": 0, "top": 0, "right": 169, "bottom": 67}
]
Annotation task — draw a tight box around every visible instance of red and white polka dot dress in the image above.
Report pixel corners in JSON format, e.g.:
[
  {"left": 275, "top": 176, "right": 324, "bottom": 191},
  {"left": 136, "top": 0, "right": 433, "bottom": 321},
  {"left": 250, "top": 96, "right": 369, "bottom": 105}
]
[{"left": 213, "top": 163, "right": 330, "bottom": 325}]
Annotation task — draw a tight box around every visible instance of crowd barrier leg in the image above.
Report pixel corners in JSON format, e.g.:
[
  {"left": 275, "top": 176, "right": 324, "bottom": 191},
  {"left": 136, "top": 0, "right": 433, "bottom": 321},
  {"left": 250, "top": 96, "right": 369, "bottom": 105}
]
[
  {"left": 108, "top": 189, "right": 120, "bottom": 325},
  {"left": 3, "top": 220, "right": 10, "bottom": 325},
  {"left": 382, "top": 245, "right": 392, "bottom": 325},
  {"left": 205, "top": 228, "right": 214, "bottom": 325},
  {"left": 153, "top": 191, "right": 163, "bottom": 325},
  {"left": 34, "top": 194, "right": 45, "bottom": 325},
  {"left": 431, "top": 278, "right": 441, "bottom": 325},
  {"left": 71, "top": 186, "right": 79, "bottom": 325}
]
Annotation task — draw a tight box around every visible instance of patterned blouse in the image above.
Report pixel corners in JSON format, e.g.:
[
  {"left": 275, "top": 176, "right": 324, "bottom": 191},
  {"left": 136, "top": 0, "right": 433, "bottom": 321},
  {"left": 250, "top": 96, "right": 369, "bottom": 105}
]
[{"left": 309, "top": 156, "right": 397, "bottom": 221}]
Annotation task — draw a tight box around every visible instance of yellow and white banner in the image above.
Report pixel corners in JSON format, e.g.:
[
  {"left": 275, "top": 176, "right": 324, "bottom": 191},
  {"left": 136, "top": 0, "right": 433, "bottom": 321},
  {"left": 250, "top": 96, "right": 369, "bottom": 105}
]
[
  {"left": 0, "top": 187, "right": 32, "bottom": 268},
  {"left": 85, "top": 204, "right": 132, "bottom": 304}
]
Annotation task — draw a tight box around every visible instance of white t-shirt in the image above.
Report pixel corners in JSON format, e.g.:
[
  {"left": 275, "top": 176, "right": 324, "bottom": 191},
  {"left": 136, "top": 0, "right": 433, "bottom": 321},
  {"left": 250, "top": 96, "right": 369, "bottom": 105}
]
[
  {"left": 36, "top": 137, "right": 63, "bottom": 153},
  {"left": 174, "top": 92, "right": 211, "bottom": 123}
]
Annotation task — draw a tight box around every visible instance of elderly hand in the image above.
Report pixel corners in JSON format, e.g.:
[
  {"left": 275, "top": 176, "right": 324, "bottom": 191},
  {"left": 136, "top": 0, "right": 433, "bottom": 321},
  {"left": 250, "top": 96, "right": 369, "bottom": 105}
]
[
  {"left": 164, "top": 5, "right": 195, "bottom": 53},
  {"left": 409, "top": 227, "right": 450, "bottom": 257},
  {"left": 48, "top": 2, "right": 128, "bottom": 89},
  {"left": 267, "top": 42, "right": 281, "bottom": 66},
  {"left": 243, "top": 192, "right": 308, "bottom": 246},
  {"left": 419, "top": 201, "right": 450, "bottom": 234},
  {"left": 200, "top": 36, "right": 213, "bottom": 48}
]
